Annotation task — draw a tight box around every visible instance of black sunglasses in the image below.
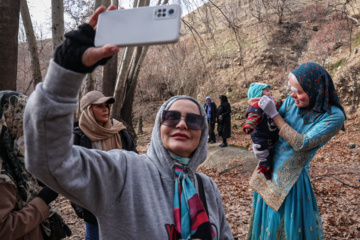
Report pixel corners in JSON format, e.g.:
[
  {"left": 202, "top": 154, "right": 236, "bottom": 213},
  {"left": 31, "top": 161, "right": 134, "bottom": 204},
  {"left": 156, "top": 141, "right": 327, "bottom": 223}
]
[{"left": 161, "top": 110, "right": 204, "bottom": 130}]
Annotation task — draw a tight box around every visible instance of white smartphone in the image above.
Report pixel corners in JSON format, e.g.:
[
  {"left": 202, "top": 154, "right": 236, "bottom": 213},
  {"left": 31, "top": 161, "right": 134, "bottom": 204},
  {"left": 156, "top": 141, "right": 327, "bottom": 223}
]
[{"left": 94, "top": 4, "right": 182, "bottom": 47}]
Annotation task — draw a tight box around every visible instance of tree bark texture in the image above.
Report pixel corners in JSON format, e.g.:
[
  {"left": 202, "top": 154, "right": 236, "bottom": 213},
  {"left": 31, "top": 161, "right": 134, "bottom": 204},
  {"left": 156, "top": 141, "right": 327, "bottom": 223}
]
[
  {"left": 94, "top": 0, "right": 102, "bottom": 9},
  {"left": 101, "top": 0, "right": 118, "bottom": 96},
  {"left": 20, "top": 0, "right": 42, "bottom": 89},
  {"left": 0, "top": 0, "right": 20, "bottom": 91},
  {"left": 51, "top": 0, "right": 64, "bottom": 51},
  {"left": 85, "top": 72, "right": 96, "bottom": 92}
]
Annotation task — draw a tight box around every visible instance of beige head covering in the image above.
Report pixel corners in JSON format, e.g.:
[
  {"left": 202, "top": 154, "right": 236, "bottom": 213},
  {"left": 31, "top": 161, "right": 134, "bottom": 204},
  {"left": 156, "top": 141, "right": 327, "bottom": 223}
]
[
  {"left": 80, "top": 91, "right": 115, "bottom": 111},
  {"left": 79, "top": 91, "right": 126, "bottom": 151}
]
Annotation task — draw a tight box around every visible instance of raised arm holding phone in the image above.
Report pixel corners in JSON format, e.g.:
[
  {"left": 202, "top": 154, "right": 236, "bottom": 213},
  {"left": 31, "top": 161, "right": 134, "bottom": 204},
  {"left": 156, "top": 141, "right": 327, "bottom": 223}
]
[{"left": 24, "top": 6, "right": 233, "bottom": 240}]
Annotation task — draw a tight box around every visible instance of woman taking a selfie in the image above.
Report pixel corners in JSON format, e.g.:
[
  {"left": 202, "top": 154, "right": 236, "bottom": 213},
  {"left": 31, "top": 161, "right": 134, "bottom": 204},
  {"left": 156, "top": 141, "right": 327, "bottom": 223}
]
[{"left": 24, "top": 6, "right": 233, "bottom": 240}]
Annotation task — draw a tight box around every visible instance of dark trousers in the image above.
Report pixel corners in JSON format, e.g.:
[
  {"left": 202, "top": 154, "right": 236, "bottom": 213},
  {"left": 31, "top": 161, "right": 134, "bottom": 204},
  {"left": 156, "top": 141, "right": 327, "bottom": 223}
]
[
  {"left": 85, "top": 222, "right": 99, "bottom": 240},
  {"left": 208, "top": 119, "right": 216, "bottom": 142}
]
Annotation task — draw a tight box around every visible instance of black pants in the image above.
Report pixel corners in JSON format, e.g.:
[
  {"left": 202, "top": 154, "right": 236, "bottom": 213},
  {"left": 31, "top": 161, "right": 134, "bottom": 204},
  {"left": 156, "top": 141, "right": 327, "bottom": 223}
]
[{"left": 208, "top": 120, "right": 216, "bottom": 142}]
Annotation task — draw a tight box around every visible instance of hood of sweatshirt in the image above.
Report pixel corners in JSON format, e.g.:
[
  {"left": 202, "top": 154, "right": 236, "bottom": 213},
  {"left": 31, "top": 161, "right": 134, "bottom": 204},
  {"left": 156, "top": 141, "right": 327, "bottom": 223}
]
[{"left": 146, "top": 95, "right": 208, "bottom": 180}]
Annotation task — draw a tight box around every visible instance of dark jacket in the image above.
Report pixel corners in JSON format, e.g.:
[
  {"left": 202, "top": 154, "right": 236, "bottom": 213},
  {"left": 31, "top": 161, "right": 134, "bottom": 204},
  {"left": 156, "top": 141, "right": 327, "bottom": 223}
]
[
  {"left": 217, "top": 95, "right": 231, "bottom": 139},
  {"left": 71, "top": 123, "right": 138, "bottom": 224},
  {"left": 204, "top": 102, "right": 217, "bottom": 124}
]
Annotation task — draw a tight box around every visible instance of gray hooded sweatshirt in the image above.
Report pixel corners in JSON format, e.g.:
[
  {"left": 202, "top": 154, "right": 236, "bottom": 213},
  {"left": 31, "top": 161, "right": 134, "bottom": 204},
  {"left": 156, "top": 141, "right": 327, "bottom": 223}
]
[{"left": 24, "top": 60, "right": 233, "bottom": 239}]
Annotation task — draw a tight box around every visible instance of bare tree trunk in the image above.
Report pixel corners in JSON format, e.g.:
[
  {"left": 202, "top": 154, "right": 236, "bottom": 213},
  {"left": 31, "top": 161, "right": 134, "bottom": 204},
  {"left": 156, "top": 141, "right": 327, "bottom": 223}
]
[
  {"left": 137, "top": 116, "right": 143, "bottom": 134},
  {"left": 20, "top": 0, "right": 42, "bottom": 89},
  {"left": 51, "top": 0, "right": 64, "bottom": 51},
  {"left": 85, "top": 72, "right": 96, "bottom": 92},
  {"left": 110, "top": 0, "right": 150, "bottom": 137},
  {"left": 111, "top": 47, "right": 136, "bottom": 113},
  {"left": 95, "top": 0, "right": 102, "bottom": 9},
  {"left": 102, "top": 0, "right": 118, "bottom": 96},
  {"left": 82, "top": 0, "right": 104, "bottom": 95},
  {"left": 120, "top": 47, "right": 148, "bottom": 125},
  {"left": 102, "top": 57, "right": 118, "bottom": 95},
  {"left": 0, "top": 0, "right": 20, "bottom": 91}
]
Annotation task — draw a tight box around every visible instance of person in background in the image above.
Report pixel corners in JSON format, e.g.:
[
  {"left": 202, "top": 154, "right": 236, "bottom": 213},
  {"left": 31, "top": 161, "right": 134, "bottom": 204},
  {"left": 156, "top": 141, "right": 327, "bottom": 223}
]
[
  {"left": 242, "top": 83, "right": 283, "bottom": 180},
  {"left": 247, "top": 62, "right": 346, "bottom": 239},
  {"left": 23, "top": 6, "right": 234, "bottom": 239},
  {"left": 0, "top": 91, "right": 59, "bottom": 240},
  {"left": 217, "top": 95, "right": 231, "bottom": 147},
  {"left": 71, "top": 90, "right": 137, "bottom": 240},
  {"left": 204, "top": 96, "right": 217, "bottom": 144}
]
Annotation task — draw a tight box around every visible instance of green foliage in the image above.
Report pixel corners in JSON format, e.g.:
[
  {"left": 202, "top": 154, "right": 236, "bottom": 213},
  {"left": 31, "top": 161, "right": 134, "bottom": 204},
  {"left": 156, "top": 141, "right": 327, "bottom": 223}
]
[{"left": 330, "top": 59, "right": 344, "bottom": 71}]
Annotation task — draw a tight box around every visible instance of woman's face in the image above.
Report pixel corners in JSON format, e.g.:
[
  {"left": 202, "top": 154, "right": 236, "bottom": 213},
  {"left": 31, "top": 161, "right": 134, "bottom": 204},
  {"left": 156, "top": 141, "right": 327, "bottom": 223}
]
[
  {"left": 160, "top": 99, "right": 202, "bottom": 158},
  {"left": 289, "top": 77, "right": 310, "bottom": 108},
  {"left": 91, "top": 103, "right": 110, "bottom": 126}
]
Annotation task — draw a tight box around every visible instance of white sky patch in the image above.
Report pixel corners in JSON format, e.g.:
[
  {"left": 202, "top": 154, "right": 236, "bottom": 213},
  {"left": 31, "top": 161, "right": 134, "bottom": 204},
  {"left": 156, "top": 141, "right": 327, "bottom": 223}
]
[{"left": 25, "top": 0, "right": 206, "bottom": 39}]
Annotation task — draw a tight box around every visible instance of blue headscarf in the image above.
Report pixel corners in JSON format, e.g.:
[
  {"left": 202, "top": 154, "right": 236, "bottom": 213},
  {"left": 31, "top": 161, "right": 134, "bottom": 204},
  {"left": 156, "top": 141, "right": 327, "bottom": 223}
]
[
  {"left": 291, "top": 62, "right": 346, "bottom": 128},
  {"left": 205, "top": 97, "right": 212, "bottom": 120}
]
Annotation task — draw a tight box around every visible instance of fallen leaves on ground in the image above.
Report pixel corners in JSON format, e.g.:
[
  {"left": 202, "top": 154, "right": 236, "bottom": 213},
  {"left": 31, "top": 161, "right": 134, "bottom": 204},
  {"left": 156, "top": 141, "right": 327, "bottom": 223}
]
[{"left": 54, "top": 115, "right": 360, "bottom": 239}]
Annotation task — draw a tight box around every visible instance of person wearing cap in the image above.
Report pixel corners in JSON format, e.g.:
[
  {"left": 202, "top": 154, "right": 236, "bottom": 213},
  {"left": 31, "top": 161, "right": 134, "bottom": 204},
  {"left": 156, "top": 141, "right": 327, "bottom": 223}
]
[
  {"left": 72, "top": 90, "right": 138, "bottom": 240},
  {"left": 242, "top": 83, "right": 283, "bottom": 180}
]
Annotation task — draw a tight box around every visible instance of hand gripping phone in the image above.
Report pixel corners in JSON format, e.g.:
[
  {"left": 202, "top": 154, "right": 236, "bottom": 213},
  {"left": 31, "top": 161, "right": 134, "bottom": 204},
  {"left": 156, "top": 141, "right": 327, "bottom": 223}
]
[{"left": 94, "top": 4, "right": 181, "bottom": 47}]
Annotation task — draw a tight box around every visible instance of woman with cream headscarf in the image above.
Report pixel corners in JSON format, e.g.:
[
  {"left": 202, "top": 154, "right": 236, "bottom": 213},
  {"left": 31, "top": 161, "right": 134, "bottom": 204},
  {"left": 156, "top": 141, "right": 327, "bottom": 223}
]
[{"left": 72, "top": 90, "right": 137, "bottom": 240}]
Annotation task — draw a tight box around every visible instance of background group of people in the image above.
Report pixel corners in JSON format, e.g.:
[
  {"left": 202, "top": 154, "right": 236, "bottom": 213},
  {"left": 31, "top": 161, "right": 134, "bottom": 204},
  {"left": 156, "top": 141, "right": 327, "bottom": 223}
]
[
  {"left": 204, "top": 95, "right": 232, "bottom": 147},
  {"left": 0, "top": 5, "right": 347, "bottom": 240}
]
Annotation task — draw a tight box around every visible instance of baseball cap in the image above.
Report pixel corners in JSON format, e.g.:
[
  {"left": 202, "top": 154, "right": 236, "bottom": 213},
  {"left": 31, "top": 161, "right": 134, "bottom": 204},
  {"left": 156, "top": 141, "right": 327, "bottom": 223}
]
[{"left": 80, "top": 91, "right": 115, "bottom": 110}]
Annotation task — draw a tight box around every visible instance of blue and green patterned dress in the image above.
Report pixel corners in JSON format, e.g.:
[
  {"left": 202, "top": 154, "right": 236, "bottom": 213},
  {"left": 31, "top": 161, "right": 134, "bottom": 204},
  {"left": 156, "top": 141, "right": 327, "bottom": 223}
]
[{"left": 246, "top": 96, "right": 345, "bottom": 240}]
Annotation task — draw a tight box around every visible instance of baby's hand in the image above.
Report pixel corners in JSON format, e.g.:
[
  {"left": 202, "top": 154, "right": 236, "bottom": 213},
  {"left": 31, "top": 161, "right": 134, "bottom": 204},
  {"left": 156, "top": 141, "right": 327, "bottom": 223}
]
[{"left": 244, "top": 128, "right": 251, "bottom": 134}]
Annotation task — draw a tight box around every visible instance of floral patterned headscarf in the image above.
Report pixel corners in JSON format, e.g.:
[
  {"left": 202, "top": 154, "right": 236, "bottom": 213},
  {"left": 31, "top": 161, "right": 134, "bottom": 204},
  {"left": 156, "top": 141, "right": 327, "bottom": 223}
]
[
  {"left": 291, "top": 62, "right": 346, "bottom": 128},
  {"left": 0, "top": 91, "right": 39, "bottom": 207}
]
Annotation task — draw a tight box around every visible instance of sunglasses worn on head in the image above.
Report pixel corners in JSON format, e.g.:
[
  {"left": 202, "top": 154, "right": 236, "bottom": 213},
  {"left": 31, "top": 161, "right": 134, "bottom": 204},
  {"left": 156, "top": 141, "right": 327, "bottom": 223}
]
[{"left": 161, "top": 110, "right": 204, "bottom": 130}]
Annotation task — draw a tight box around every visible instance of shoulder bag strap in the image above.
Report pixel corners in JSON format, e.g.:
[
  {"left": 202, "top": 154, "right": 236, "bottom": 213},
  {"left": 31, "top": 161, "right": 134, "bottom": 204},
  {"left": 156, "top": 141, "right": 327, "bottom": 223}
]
[{"left": 196, "top": 173, "right": 209, "bottom": 216}]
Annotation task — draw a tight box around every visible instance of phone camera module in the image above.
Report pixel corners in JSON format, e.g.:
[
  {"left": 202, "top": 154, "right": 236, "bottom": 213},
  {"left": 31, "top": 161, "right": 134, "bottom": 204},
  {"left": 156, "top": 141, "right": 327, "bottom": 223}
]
[{"left": 168, "top": 9, "right": 175, "bottom": 15}]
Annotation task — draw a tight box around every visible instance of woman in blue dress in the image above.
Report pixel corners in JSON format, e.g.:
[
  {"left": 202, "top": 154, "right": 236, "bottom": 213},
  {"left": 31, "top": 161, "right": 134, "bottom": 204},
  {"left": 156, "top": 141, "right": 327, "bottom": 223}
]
[{"left": 246, "top": 62, "right": 346, "bottom": 239}]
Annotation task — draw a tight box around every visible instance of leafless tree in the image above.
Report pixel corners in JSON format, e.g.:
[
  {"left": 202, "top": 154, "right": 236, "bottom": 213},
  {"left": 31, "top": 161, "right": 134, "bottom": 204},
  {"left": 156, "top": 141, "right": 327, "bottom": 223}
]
[
  {"left": 51, "top": 0, "right": 65, "bottom": 50},
  {"left": 108, "top": 0, "right": 151, "bottom": 137},
  {"left": 101, "top": 0, "right": 118, "bottom": 96},
  {"left": 248, "top": 0, "right": 270, "bottom": 22},
  {"left": 268, "top": 0, "right": 291, "bottom": 24},
  {"left": 64, "top": 0, "right": 93, "bottom": 31},
  {"left": 20, "top": 0, "right": 42, "bottom": 88},
  {"left": 0, "top": 0, "right": 21, "bottom": 91}
]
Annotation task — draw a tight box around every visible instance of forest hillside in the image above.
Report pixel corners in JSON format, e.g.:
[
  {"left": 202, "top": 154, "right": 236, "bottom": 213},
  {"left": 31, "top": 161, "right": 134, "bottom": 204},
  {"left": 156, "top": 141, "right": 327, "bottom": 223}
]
[
  {"left": 132, "top": 0, "right": 360, "bottom": 126},
  {"left": 17, "top": 0, "right": 360, "bottom": 127}
]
